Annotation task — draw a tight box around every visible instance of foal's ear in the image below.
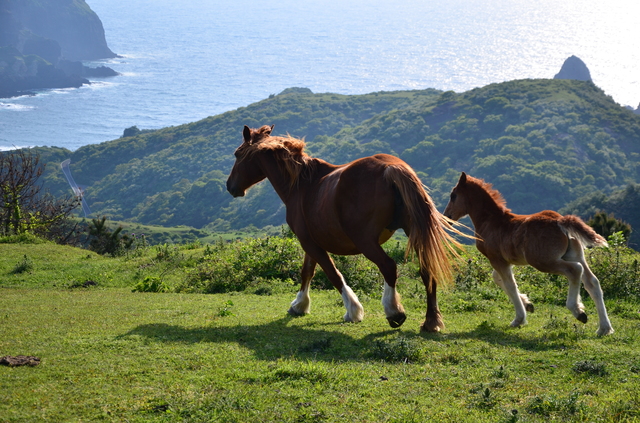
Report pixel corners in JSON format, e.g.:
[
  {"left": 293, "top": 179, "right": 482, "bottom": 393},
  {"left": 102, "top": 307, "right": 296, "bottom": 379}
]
[
  {"left": 459, "top": 172, "right": 467, "bottom": 184},
  {"left": 267, "top": 124, "right": 274, "bottom": 135},
  {"left": 243, "top": 125, "right": 252, "bottom": 144}
]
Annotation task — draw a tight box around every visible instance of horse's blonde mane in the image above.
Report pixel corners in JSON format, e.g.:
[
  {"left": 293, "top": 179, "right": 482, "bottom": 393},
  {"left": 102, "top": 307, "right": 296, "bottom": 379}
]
[
  {"left": 241, "top": 126, "right": 312, "bottom": 185},
  {"left": 467, "top": 175, "right": 511, "bottom": 212}
]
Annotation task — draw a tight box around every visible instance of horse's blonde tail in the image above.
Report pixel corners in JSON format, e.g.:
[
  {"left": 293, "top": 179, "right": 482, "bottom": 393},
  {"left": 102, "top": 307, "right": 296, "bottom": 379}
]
[
  {"left": 384, "top": 165, "right": 462, "bottom": 292},
  {"left": 559, "top": 215, "right": 608, "bottom": 248}
]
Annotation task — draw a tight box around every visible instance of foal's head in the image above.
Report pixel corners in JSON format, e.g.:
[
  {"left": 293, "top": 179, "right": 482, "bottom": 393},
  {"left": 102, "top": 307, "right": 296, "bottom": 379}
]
[
  {"left": 443, "top": 172, "right": 509, "bottom": 220},
  {"left": 226, "top": 125, "right": 274, "bottom": 197}
]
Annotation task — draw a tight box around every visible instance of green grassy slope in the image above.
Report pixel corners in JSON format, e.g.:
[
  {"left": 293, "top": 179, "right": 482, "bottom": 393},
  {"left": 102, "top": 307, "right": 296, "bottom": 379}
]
[
  {"left": 34, "top": 80, "right": 640, "bottom": 231},
  {"left": 1, "top": 234, "right": 639, "bottom": 422}
]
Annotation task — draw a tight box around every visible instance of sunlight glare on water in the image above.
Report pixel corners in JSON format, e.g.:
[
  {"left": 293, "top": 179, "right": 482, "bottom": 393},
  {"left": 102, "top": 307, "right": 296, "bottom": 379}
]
[{"left": 0, "top": 0, "right": 638, "bottom": 150}]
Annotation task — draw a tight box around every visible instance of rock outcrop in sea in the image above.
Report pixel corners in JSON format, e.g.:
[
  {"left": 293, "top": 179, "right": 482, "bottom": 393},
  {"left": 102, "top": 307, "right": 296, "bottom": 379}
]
[
  {"left": 0, "top": 0, "right": 118, "bottom": 98},
  {"left": 554, "top": 55, "right": 592, "bottom": 81}
]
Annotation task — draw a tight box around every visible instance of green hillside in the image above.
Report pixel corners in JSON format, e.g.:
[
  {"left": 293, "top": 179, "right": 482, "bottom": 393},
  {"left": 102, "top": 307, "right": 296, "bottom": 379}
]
[{"left": 35, "top": 80, "right": 640, "bottom": 233}]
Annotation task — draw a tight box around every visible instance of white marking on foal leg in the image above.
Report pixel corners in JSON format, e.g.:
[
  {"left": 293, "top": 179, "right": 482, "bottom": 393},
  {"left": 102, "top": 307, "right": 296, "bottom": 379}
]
[
  {"left": 342, "top": 283, "right": 364, "bottom": 323},
  {"left": 519, "top": 293, "right": 534, "bottom": 313},
  {"left": 288, "top": 285, "right": 311, "bottom": 316},
  {"left": 565, "top": 263, "right": 587, "bottom": 322},
  {"left": 498, "top": 270, "right": 534, "bottom": 312},
  {"left": 581, "top": 263, "right": 614, "bottom": 336},
  {"left": 493, "top": 266, "right": 527, "bottom": 327}
]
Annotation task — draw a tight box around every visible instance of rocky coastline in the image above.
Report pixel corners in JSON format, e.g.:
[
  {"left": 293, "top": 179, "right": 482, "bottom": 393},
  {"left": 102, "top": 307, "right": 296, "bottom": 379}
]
[{"left": 0, "top": 0, "right": 118, "bottom": 98}]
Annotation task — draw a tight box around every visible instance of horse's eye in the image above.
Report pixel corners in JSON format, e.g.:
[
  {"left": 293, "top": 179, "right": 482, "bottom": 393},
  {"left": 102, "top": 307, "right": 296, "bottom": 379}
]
[{"left": 450, "top": 192, "right": 457, "bottom": 201}]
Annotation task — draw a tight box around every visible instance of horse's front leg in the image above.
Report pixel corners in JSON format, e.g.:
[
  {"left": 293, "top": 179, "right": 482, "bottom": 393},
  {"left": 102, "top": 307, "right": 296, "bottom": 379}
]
[
  {"left": 492, "top": 269, "right": 534, "bottom": 313},
  {"left": 491, "top": 262, "right": 528, "bottom": 327},
  {"left": 300, "top": 243, "right": 364, "bottom": 323},
  {"left": 288, "top": 253, "right": 315, "bottom": 316},
  {"left": 420, "top": 269, "right": 444, "bottom": 332}
]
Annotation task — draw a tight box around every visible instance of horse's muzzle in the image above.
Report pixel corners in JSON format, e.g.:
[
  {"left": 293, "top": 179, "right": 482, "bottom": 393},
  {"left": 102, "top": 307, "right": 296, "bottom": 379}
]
[{"left": 226, "top": 181, "right": 245, "bottom": 197}]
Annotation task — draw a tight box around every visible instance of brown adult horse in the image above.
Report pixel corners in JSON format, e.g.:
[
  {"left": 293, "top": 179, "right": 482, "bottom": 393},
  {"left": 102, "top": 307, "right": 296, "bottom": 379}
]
[
  {"left": 443, "top": 172, "right": 614, "bottom": 336},
  {"left": 226, "top": 125, "right": 460, "bottom": 331}
]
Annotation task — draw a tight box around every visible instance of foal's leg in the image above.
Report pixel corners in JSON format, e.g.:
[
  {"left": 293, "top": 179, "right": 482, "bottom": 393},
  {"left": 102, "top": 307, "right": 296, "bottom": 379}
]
[
  {"left": 580, "top": 260, "right": 614, "bottom": 336},
  {"left": 564, "top": 239, "right": 614, "bottom": 336},
  {"left": 353, "top": 242, "right": 406, "bottom": 328},
  {"left": 288, "top": 253, "right": 315, "bottom": 316},
  {"left": 491, "top": 261, "right": 528, "bottom": 327},
  {"left": 492, "top": 269, "right": 534, "bottom": 313},
  {"left": 531, "top": 250, "right": 589, "bottom": 325}
]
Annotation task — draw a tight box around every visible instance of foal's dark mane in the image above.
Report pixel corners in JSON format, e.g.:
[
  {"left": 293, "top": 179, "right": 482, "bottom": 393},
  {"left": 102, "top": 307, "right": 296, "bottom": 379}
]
[{"left": 467, "top": 175, "right": 511, "bottom": 213}]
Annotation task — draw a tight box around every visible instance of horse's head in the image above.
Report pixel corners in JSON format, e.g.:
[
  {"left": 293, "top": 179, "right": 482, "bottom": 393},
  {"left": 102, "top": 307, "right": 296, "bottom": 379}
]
[
  {"left": 443, "top": 172, "right": 470, "bottom": 221},
  {"left": 226, "top": 125, "right": 274, "bottom": 197}
]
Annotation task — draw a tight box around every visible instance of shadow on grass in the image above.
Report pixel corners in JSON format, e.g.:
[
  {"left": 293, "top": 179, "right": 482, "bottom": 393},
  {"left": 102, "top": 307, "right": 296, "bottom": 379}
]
[
  {"left": 118, "top": 314, "right": 582, "bottom": 361},
  {"left": 117, "top": 316, "right": 390, "bottom": 361},
  {"left": 419, "top": 319, "right": 588, "bottom": 352}
]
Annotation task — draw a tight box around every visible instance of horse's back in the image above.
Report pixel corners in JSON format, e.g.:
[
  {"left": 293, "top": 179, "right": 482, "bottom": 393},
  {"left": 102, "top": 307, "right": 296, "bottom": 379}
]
[{"left": 294, "top": 155, "right": 402, "bottom": 254}]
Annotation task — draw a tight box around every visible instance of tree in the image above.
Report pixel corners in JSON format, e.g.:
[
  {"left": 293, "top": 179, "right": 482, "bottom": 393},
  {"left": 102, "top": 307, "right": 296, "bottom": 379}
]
[
  {"left": 0, "top": 149, "right": 79, "bottom": 240},
  {"left": 587, "top": 211, "right": 631, "bottom": 242},
  {"left": 86, "top": 216, "right": 133, "bottom": 256}
]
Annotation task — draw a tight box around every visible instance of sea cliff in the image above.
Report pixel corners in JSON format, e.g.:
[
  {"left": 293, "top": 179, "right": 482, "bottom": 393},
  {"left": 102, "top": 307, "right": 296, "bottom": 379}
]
[{"left": 0, "top": 0, "right": 117, "bottom": 98}]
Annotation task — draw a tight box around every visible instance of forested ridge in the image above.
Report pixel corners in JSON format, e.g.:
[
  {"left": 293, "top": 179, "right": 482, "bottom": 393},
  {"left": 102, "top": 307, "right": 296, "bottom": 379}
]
[{"left": 34, "top": 80, "right": 640, "bottom": 241}]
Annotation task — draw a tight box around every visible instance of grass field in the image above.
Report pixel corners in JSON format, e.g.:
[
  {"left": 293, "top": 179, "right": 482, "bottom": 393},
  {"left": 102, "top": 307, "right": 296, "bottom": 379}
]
[{"left": 1, "top": 239, "right": 640, "bottom": 422}]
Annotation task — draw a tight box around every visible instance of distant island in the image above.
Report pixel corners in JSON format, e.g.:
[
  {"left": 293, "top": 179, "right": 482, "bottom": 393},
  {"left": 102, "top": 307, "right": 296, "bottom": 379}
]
[{"left": 0, "top": 0, "right": 118, "bottom": 98}]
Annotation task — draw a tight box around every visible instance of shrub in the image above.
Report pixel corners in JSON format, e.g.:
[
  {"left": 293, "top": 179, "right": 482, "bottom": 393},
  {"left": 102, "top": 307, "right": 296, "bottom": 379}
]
[
  {"left": 587, "top": 232, "right": 640, "bottom": 299},
  {"left": 313, "top": 254, "right": 384, "bottom": 295},
  {"left": 0, "top": 233, "right": 47, "bottom": 244},
  {"left": 10, "top": 254, "right": 34, "bottom": 274},
  {"left": 178, "top": 236, "right": 303, "bottom": 293},
  {"left": 132, "top": 276, "right": 168, "bottom": 293},
  {"left": 370, "top": 336, "right": 422, "bottom": 363},
  {"left": 525, "top": 391, "right": 583, "bottom": 418},
  {"left": 573, "top": 360, "right": 608, "bottom": 377}
]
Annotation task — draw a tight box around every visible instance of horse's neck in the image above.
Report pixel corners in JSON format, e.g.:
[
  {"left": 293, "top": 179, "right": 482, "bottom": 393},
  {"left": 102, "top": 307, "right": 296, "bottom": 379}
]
[
  {"left": 467, "top": 189, "right": 509, "bottom": 235},
  {"left": 260, "top": 156, "right": 330, "bottom": 203}
]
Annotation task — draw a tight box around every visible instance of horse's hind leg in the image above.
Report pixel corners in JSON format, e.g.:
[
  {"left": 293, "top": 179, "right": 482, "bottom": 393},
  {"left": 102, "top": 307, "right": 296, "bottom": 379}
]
[
  {"left": 420, "top": 268, "right": 444, "bottom": 333},
  {"left": 288, "top": 253, "right": 315, "bottom": 316},
  {"left": 356, "top": 242, "right": 406, "bottom": 328},
  {"left": 564, "top": 239, "right": 613, "bottom": 336}
]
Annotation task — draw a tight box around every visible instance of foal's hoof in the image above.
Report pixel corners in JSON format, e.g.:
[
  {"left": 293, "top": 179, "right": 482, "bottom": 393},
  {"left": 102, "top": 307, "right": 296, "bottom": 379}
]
[
  {"left": 287, "top": 307, "right": 306, "bottom": 317},
  {"left": 386, "top": 313, "right": 407, "bottom": 328},
  {"left": 596, "top": 326, "right": 614, "bottom": 336},
  {"left": 525, "top": 303, "right": 535, "bottom": 313},
  {"left": 577, "top": 312, "right": 588, "bottom": 324}
]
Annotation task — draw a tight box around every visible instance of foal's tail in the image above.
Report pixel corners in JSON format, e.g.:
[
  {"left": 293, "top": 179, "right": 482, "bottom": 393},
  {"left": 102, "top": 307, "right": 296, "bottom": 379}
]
[
  {"left": 559, "top": 215, "right": 608, "bottom": 248},
  {"left": 384, "top": 165, "right": 462, "bottom": 292}
]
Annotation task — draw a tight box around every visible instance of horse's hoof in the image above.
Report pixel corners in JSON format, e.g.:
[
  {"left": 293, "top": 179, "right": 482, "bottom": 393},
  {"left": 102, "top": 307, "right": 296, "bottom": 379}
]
[
  {"left": 386, "top": 313, "right": 407, "bottom": 328},
  {"left": 420, "top": 322, "right": 442, "bottom": 333},
  {"left": 420, "top": 315, "right": 444, "bottom": 333},
  {"left": 577, "top": 312, "right": 588, "bottom": 324},
  {"left": 525, "top": 303, "right": 535, "bottom": 313}
]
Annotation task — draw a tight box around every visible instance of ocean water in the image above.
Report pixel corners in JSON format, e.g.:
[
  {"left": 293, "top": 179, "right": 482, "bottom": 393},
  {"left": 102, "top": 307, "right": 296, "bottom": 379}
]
[{"left": 1, "top": 0, "right": 638, "bottom": 151}]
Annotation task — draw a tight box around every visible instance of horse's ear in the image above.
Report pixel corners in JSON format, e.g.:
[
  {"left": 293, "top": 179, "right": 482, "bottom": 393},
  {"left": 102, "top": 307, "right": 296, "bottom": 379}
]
[
  {"left": 459, "top": 172, "right": 467, "bottom": 184},
  {"left": 267, "top": 124, "right": 274, "bottom": 135},
  {"left": 243, "top": 125, "right": 252, "bottom": 144}
]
